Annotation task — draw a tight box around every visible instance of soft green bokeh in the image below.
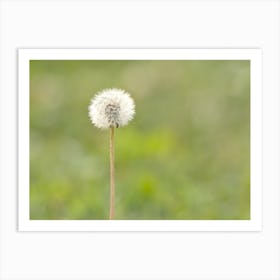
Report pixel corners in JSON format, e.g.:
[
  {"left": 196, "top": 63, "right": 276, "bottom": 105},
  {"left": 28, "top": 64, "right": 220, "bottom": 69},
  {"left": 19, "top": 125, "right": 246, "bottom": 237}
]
[{"left": 30, "top": 60, "right": 250, "bottom": 220}]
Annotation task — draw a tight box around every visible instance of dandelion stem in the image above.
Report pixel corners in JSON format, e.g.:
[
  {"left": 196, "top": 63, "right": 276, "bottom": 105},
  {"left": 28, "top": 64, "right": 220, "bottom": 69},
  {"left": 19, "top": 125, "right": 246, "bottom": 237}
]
[{"left": 109, "top": 126, "right": 115, "bottom": 219}]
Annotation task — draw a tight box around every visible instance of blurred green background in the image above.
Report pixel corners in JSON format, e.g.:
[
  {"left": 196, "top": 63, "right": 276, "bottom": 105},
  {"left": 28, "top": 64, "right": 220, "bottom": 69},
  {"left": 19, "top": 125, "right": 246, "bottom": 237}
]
[{"left": 30, "top": 60, "right": 250, "bottom": 220}]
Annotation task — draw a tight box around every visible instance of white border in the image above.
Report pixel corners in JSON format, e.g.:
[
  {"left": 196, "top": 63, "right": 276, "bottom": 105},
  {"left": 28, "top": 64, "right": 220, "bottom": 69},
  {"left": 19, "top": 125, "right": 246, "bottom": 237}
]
[{"left": 18, "top": 49, "right": 262, "bottom": 232}]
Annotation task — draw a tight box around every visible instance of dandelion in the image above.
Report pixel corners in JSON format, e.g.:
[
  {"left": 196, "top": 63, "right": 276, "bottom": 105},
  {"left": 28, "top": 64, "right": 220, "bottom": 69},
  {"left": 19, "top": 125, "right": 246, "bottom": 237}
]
[{"left": 89, "top": 88, "right": 135, "bottom": 219}]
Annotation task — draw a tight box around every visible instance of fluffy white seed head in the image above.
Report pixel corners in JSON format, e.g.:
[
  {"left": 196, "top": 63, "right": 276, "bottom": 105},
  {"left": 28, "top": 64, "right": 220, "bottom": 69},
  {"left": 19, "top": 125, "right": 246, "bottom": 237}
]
[{"left": 89, "top": 88, "right": 135, "bottom": 129}]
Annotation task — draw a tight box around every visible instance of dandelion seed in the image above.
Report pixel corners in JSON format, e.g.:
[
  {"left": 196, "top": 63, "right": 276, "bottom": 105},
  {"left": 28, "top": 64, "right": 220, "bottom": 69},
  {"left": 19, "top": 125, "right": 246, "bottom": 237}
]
[
  {"left": 88, "top": 88, "right": 135, "bottom": 219},
  {"left": 88, "top": 88, "right": 135, "bottom": 129}
]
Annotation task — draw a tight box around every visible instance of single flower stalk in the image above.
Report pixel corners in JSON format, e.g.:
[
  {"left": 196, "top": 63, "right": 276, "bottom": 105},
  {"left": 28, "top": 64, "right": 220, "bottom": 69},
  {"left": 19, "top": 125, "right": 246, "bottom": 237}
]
[{"left": 88, "top": 88, "right": 135, "bottom": 219}]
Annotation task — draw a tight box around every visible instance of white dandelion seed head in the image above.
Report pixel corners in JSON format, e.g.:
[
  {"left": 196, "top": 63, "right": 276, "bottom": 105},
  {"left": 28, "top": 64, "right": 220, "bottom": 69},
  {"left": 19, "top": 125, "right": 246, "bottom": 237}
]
[{"left": 88, "top": 88, "right": 135, "bottom": 129}]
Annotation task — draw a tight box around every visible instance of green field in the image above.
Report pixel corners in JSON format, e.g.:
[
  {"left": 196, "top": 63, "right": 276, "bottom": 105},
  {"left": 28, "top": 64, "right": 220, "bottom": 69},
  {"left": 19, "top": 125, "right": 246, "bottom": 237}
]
[{"left": 30, "top": 59, "right": 250, "bottom": 220}]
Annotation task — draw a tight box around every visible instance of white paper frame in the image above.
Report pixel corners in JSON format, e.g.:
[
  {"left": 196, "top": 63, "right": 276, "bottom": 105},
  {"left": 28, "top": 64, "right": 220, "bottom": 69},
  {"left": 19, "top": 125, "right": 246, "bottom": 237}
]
[
  {"left": 1, "top": 1, "right": 279, "bottom": 279},
  {"left": 18, "top": 48, "right": 262, "bottom": 232}
]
